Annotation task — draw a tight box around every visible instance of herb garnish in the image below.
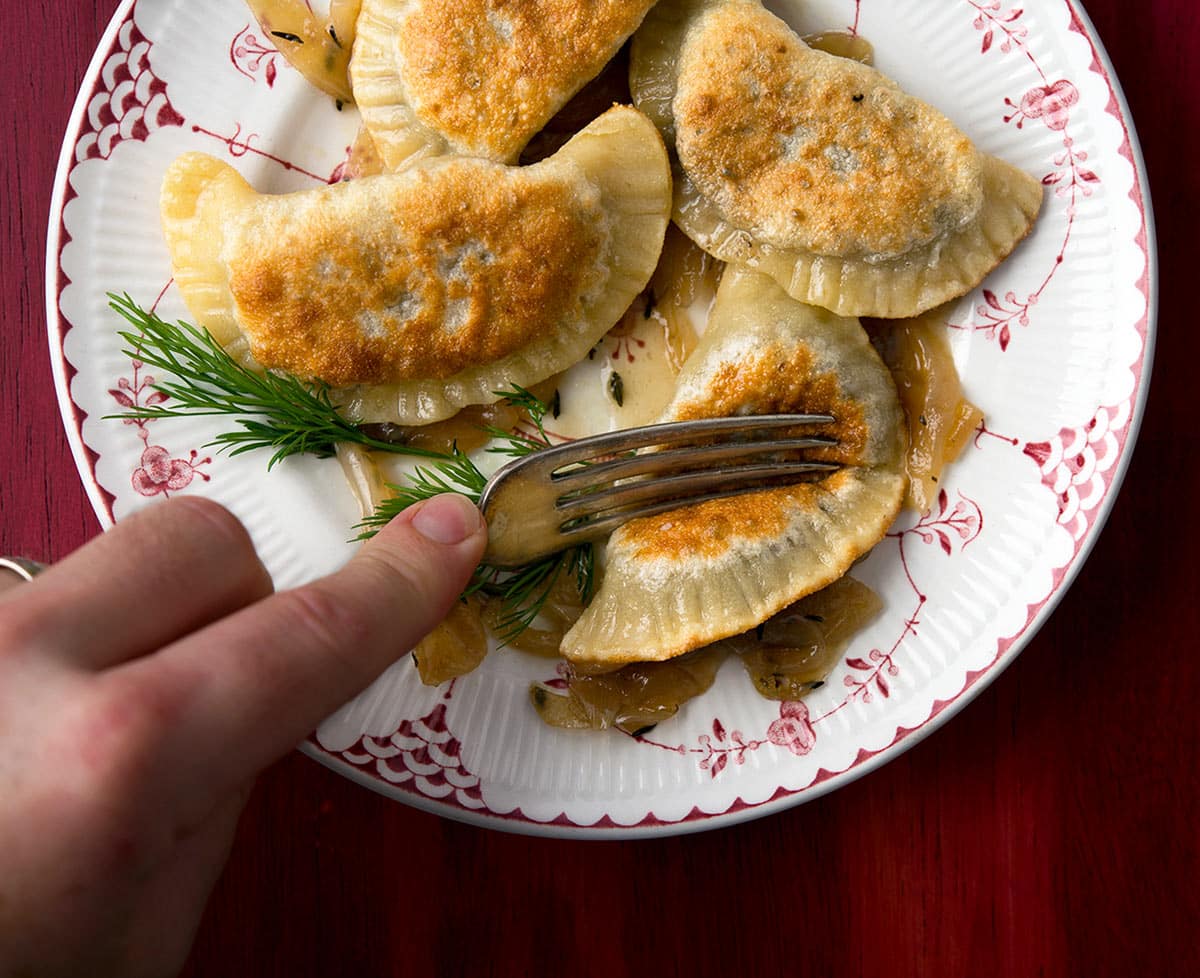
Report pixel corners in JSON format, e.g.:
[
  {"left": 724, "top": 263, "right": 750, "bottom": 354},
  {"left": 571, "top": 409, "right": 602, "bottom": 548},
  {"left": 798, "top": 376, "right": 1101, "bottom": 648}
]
[
  {"left": 109, "top": 295, "right": 594, "bottom": 639},
  {"left": 608, "top": 371, "right": 625, "bottom": 407},
  {"left": 109, "top": 295, "right": 451, "bottom": 467}
]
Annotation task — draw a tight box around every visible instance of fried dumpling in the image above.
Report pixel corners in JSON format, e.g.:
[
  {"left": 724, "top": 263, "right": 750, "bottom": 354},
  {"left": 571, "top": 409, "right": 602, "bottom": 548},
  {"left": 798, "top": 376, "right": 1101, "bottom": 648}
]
[
  {"left": 160, "top": 105, "right": 671, "bottom": 424},
  {"left": 351, "top": 0, "right": 659, "bottom": 169},
  {"left": 561, "top": 266, "right": 907, "bottom": 669},
  {"left": 629, "top": 0, "right": 1043, "bottom": 319}
]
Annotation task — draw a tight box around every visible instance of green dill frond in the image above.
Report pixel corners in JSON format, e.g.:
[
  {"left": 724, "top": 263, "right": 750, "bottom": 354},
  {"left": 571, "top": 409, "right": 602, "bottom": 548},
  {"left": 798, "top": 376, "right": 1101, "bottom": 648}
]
[
  {"left": 482, "top": 384, "right": 553, "bottom": 457},
  {"left": 107, "top": 294, "right": 454, "bottom": 466},
  {"left": 568, "top": 542, "right": 596, "bottom": 605},
  {"left": 110, "top": 298, "right": 595, "bottom": 644},
  {"left": 353, "top": 449, "right": 488, "bottom": 541},
  {"left": 496, "top": 384, "right": 550, "bottom": 432},
  {"left": 388, "top": 452, "right": 489, "bottom": 506},
  {"left": 473, "top": 545, "right": 595, "bottom": 647}
]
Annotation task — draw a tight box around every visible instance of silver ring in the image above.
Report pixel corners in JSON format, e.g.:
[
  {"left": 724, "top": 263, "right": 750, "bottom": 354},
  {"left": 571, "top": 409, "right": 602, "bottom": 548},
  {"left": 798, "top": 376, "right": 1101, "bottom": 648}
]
[{"left": 0, "top": 557, "right": 46, "bottom": 583}]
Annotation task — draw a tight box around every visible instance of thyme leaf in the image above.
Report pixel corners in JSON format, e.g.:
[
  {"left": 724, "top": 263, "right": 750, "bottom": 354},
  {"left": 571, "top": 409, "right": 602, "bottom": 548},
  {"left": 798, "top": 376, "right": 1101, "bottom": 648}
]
[{"left": 608, "top": 371, "right": 625, "bottom": 407}]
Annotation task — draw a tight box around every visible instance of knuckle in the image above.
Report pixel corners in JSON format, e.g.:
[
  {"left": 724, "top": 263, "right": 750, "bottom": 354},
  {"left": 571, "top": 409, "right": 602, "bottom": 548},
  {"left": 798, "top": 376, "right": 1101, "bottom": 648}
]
[
  {"left": 62, "top": 708, "right": 151, "bottom": 819},
  {"left": 79, "top": 669, "right": 197, "bottom": 799},
  {"left": 43, "top": 704, "right": 160, "bottom": 873},
  {"left": 168, "top": 497, "right": 272, "bottom": 591}
]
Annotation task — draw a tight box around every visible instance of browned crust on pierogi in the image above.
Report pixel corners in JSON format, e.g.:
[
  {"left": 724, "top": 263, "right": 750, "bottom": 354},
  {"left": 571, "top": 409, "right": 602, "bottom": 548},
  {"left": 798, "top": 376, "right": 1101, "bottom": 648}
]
[
  {"left": 672, "top": 2, "right": 983, "bottom": 260},
  {"left": 378, "top": 0, "right": 657, "bottom": 162},
  {"left": 224, "top": 160, "right": 610, "bottom": 385}
]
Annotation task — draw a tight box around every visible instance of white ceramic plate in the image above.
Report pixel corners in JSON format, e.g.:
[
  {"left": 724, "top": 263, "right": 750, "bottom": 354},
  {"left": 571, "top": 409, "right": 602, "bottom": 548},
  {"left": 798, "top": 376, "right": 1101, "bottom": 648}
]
[{"left": 47, "top": 0, "right": 1154, "bottom": 836}]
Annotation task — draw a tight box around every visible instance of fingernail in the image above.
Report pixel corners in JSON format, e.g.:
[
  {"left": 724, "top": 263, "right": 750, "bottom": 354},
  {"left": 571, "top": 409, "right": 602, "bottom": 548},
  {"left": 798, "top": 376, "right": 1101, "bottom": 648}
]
[{"left": 410, "top": 494, "right": 483, "bottom": 545}]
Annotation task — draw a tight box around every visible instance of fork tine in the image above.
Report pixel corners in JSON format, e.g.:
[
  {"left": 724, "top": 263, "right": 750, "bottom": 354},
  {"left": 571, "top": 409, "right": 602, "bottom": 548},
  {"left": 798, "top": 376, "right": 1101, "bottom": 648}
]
[
  {"left": 554, "top": 471, "right": 837, "bottom": 544},
  {"left": 513, "top": 413, "right": 835, "bottom": 476},
  {"left": 552, "top": 436, "right": 837, "bottom": 494},
  {"left": 478, "top": 413, "right": 842, "bottom": 568},
  {"left": 556, "top": 459, "right": 839, "bottom": 521}
]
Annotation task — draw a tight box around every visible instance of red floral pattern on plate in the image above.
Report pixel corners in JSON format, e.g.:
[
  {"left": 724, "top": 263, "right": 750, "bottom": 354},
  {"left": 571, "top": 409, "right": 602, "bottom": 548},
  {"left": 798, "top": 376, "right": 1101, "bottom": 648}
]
[
  {"left": 951, "top": 6, "right": 1096, "bottom": 351},
  {"left": 1010, "top": 79, "right": 1081, "bottom": 131},
  {"left": 768, "top": 703, "right": 818, "bottom": 757},
  {"left": 1024, "top": 403, "right": 1127, "bottom": 542},
  {"left": 230, "top": 24, "right": 282, "bottom": 88},
  {"left": 110, "top": 350, "right": 211, "bottom": 498}
]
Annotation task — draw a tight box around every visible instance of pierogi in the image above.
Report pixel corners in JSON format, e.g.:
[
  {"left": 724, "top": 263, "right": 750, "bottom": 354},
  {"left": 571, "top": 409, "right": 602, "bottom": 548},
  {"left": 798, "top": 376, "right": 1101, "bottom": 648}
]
[
  {"left": 351, "top": 0, "right": 660, "bottom": 169},
  {"left": 563, "top": 266, "right": 907, "bottom": 669},
  {"left": 161, "top": 106, "right": 671, "bottom": 424},
  {"left": 630, "top": 0, "right": 1043, "bottom": 318}
]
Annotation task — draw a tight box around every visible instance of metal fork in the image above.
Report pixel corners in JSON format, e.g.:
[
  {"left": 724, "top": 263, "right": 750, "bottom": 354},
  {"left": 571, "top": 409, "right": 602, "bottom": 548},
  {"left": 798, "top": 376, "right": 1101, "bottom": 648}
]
[{"left": 479, "top": 414, "right": 839, "bottom": 567}]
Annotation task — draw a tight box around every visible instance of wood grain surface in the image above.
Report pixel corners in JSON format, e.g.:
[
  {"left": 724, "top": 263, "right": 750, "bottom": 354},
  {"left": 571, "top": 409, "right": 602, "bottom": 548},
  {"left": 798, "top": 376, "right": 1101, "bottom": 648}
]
[{"left": 2, "top": 2, "right": 1196, "bottom": 976}]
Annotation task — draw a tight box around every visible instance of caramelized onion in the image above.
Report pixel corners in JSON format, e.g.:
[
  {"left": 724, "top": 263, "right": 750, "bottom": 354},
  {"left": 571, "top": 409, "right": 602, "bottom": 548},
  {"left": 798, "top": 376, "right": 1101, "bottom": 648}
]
[
  {"left": 532, "top": 577, "right": 881, "bottom": 728},
  {"left": 363, "top": 401, "right": 525, "bottom": 456},
  {"left": 867, "top": 307, "right": 984, "bottom": 511},
  {"left": 335, "top": 443, "right": 388, "bottom": 518},
  {"left": 531, "top": 646, "right": 727, "bottom": 735},
  {"left": 482, "top": 570, "right": 586, "bottom": 658},
  {"left": 412, "top": 595, "right": 489, "bottom": 686},
  {"left": 647, "top": 224, "right": 720, "bottom": 370},
  {"left": 732, "top": 577, "right": 883, "bottom": 701},
  {"left": 343, "top": 124, "right": 387, "bottom": 180},
  {"left": 245, "top": 0, "right": 359, "bottom": 104}
]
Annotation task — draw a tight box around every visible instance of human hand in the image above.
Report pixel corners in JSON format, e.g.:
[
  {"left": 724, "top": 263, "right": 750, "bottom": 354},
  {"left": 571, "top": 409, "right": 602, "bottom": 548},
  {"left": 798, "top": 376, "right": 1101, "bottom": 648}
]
[{"left": 0, "top": 494, "right": 486, "bottom": 978}]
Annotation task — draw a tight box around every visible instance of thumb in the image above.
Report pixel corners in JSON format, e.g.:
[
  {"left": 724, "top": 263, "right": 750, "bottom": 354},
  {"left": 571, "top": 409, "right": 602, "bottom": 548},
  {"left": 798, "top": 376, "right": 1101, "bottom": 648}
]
[
  {"left": 108, "top": 494, "right": 487, "bottom": 799},
  {"left": 351, "top": 491, "right": 489, "bottom": 647},
  {"left": 253, "top": 489, "right": 489, "bottom": 702}
]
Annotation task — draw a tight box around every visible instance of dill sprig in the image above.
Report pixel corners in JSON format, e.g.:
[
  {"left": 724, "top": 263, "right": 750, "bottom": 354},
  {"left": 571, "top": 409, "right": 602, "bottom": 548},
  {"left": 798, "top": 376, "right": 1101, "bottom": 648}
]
[
  {"left": 107, "top": 294, "right": 453, "bottom": 467},
  {"left": 108, "top": 295, "right": 594, "bottom": 641},
  {"left": 479, "top": 384, "right": 553, "bottom": 455},
  {"left": 473, "top": 546, "right": 595, "bottom": 646},
  {"left": 355, "top": 450, "right": 489, "bottom": 535}
]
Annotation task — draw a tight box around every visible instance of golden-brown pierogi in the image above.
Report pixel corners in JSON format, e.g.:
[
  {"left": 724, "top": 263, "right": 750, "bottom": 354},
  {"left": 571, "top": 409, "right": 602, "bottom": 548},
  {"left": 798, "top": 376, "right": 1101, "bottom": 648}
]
[
  {"left": 630, "top": 0, "right": 1043, "bottom": 318},
  {"left": 160, "top": 106, "right": 671, "bottom": 424},
  {"left": 351, "top": 0, "right": 659, "bottom": 169},
  {"left": 562, "top": 266, "right": 908, "bottom": 669}
]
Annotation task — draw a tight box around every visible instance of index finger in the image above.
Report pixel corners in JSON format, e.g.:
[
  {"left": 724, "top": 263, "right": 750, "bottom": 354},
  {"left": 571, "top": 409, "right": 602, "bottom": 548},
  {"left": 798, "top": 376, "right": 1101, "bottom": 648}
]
[{"left": 101, "top": 494, "right": 486, "bottom": 798}]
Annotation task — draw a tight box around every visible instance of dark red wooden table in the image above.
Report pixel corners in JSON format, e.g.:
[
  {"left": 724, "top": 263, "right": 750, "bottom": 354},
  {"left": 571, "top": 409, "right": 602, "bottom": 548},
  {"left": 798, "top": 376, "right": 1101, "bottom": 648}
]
[{"left": 3, "top": 2, "right": 1196, "bottom": 975}]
